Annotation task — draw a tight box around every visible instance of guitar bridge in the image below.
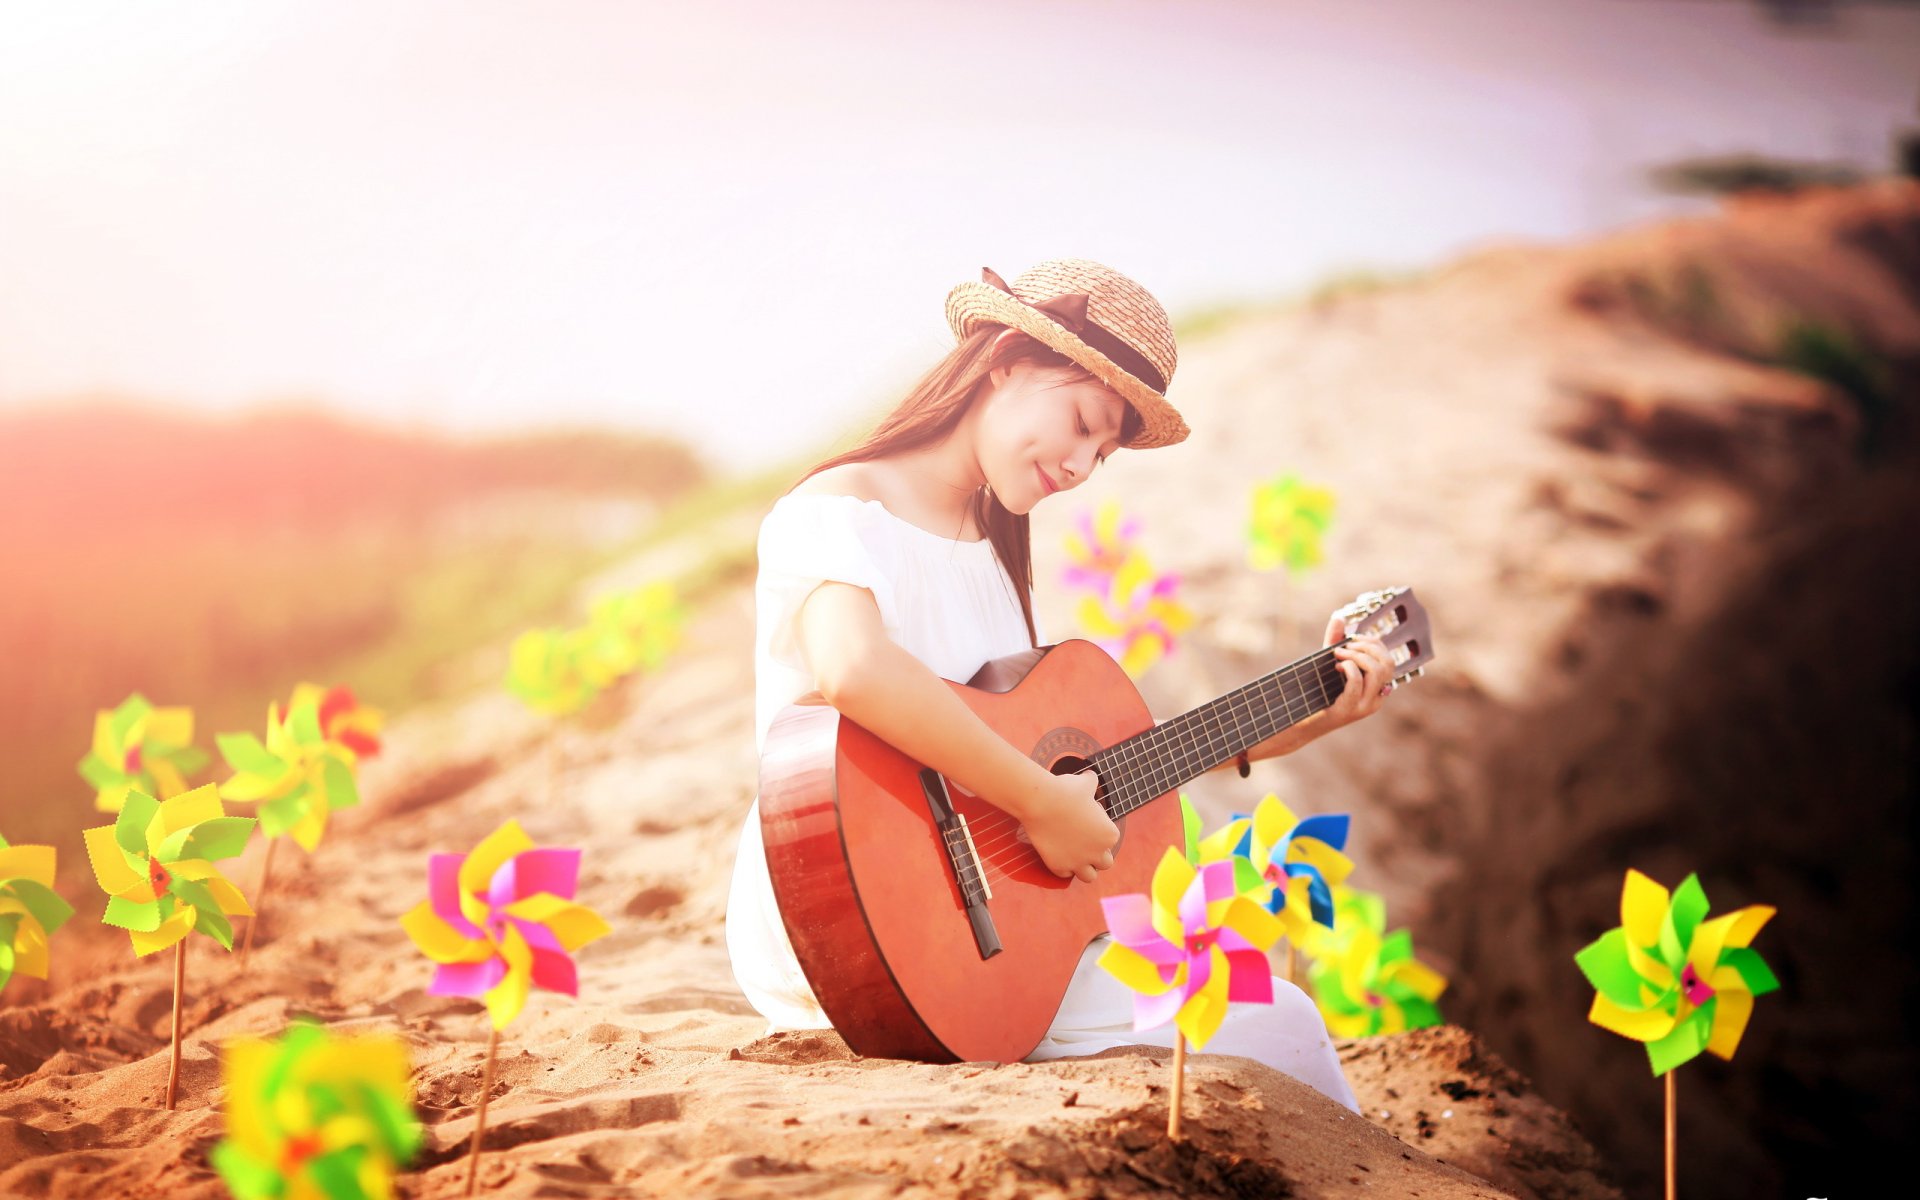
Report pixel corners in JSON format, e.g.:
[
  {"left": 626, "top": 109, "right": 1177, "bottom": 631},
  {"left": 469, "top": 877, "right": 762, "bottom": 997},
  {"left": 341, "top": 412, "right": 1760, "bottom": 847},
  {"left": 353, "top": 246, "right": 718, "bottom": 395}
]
[{"left": 919, "top": 769, "right": 1002, "bottom": 961}]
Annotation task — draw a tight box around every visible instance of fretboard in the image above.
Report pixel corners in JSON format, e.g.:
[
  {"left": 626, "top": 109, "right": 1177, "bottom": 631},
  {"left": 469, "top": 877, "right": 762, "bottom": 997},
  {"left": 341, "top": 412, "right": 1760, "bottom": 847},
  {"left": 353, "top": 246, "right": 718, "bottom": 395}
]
[{"left": 1088, "top": 643, "right": 1349, "bottom": 818}]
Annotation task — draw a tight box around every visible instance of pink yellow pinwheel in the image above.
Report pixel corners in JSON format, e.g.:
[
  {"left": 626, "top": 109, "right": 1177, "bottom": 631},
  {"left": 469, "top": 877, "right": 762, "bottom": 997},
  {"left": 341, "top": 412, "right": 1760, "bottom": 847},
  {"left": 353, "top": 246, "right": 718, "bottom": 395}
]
[
  {"left": 505, "top": 626, "right": 610, "bottom": 717},
  {"left": 1248, "top": 473, "right": 1336, "bottom": 574},
  {"left": 77, "top": 692, "right": 210, "bottom": 813},
  {"left": 400, "top": 819, "right": 611, "bottom": 1029},
  {"left": 1302, "top": 885, "right": 1447, "bottom": 1036},
  {"left": 217, "top": 694, "right": 359, "bottom": 853},
  {"left": 83, "top": 784, "right": 255, "bottom": 955},
  {"left": 211, "top": 1019, "right": 421, "bottom": 1200},
  {"left": 1075, "top": 553, "right": 1194, "bottom": 677},
  {"left": 1097, "top": 845, "right": 1285, "bottom": 1049},
  {"left": 1574, "top": 870, "right": 1779, "bottom": 1076},
  {"left": 0, "top": 832, "right": 75, "bottom": 993},
  {"left": 585, "top": 581, "right": 687, "bottom": 676},
  {"left": 1060, "top": 499, "right": 1144, "bottom": 597}
]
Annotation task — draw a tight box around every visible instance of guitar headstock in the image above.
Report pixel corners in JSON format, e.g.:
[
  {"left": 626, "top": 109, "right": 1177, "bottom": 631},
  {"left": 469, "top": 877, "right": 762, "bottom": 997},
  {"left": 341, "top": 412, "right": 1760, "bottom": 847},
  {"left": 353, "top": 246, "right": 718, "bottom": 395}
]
[{"left": 1334, "top": 586, "right": 1435, "bottom": 685}]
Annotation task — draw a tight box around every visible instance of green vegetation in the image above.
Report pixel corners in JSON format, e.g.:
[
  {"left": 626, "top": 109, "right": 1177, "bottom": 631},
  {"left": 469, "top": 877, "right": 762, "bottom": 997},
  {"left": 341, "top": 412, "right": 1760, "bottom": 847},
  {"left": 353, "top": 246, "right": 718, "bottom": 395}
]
[
  {"left": 1773, "top": 317, "right": 1901, "bottom": 459},
  {"left": 1171, "top": 264, "right": 1432, "bottom": 343}
]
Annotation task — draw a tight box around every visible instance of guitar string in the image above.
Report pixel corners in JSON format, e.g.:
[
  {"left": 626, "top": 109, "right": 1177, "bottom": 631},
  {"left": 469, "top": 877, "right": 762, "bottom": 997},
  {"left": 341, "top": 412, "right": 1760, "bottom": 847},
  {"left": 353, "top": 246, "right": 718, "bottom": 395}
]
[
  {"left": 949, "top": 652, "right": 1349, "bottom": 884},
  {"left": 954, "top": 653, "right": 1341, "bottom": 874}
]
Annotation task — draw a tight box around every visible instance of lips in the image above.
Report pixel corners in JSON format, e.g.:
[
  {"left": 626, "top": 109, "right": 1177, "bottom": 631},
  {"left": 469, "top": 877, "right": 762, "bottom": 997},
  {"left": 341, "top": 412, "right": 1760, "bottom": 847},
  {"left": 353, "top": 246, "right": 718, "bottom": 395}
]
[{"left": 1037, "top": 465, "right": 1059, "bottom": 495}]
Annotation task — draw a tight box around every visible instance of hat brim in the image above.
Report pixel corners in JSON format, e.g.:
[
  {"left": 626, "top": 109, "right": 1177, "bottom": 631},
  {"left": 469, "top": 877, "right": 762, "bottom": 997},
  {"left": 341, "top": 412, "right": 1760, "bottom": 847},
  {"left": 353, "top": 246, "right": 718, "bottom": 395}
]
[{"left": 945, "top": 281, "right": 1189, "bottom": 450}]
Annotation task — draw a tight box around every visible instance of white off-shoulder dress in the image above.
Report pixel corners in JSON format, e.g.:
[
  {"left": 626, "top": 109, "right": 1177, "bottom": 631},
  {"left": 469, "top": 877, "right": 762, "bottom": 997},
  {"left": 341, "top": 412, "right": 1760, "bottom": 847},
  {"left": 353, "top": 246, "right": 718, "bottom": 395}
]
[{"left": 724, "top": 492, "right": 1359, "bottom": 1112}]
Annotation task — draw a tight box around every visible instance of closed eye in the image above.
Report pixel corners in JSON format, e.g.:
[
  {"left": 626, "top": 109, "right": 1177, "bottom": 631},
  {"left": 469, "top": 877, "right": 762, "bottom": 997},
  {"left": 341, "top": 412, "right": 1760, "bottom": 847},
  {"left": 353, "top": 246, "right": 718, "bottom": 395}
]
[{"left": 1078, "top": 417, "right": 1107, "bottom": 466}]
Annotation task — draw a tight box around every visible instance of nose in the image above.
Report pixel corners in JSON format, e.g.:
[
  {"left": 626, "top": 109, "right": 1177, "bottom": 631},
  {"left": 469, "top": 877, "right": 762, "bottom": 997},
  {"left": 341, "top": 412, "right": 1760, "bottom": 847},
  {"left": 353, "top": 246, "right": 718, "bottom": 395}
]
[{"left": 1061, "top": 445, "right": 1097, "bottom": 486}]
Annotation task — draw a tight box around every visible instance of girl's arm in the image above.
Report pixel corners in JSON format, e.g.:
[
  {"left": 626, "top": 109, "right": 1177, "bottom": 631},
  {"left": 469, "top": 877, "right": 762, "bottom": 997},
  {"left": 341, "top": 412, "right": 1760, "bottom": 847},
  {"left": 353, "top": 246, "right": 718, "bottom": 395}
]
[{"left": 794, "top": 579, "right": 1120, "bottom": 884}]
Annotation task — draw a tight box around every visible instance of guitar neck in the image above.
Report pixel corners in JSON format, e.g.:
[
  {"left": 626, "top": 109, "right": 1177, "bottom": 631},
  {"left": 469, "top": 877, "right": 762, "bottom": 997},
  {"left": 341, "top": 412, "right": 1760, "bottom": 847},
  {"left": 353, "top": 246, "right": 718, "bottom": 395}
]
[{"left": 1090, "top": 643, "right": 1349, "bottom": 819}]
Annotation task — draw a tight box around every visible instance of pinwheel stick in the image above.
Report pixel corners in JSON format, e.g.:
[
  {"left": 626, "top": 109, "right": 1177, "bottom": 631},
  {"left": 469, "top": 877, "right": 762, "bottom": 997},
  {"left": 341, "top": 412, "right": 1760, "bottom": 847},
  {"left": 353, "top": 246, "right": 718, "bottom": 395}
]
[
  {"left": 1168, "top": 1032, "right": 1187, "bottom": 1140},
  {"left": 1665, "top": 1070, "right": 1676, "bottom": 1200},
  {"left": 545, "top": 728, "right": 558, "bottom": 808},
  {"left": 166, "top": 938, "right": 186, "bottom": 1110},
  {"left": 465, "top": 1024, "right": 501, "bottom": 1196},
  {"left": 239, "top": 837, "right": 278, "bottom": 967}
]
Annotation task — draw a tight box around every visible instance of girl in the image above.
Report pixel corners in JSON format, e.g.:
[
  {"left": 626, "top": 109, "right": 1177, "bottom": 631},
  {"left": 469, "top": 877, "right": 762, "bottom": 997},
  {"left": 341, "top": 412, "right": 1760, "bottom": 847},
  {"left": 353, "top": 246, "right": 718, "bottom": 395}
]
[{"left": 725, "top": 258, "right": 1396, "bottom": 1112}]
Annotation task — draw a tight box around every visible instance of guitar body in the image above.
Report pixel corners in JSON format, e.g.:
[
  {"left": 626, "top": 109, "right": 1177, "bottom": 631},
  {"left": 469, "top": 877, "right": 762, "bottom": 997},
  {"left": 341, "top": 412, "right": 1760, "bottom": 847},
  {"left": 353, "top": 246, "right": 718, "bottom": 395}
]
[{"left": 758, "top": 638, "right": 1179, "bottom": 1064}]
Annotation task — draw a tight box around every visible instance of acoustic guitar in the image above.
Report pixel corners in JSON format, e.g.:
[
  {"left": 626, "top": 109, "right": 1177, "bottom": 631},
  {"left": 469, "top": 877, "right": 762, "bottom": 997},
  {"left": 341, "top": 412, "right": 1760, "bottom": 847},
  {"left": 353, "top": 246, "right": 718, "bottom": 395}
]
[{"left": 757, "top": 586, "right": 1434, "bottom": 1063}]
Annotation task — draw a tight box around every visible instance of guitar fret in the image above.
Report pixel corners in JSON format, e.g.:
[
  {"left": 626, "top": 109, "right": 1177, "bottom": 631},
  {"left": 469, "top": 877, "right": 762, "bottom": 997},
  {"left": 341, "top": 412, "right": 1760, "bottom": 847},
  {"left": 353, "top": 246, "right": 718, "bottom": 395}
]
[{"left": 1099, "top": 647, "right": 1347, "bottom": 819}]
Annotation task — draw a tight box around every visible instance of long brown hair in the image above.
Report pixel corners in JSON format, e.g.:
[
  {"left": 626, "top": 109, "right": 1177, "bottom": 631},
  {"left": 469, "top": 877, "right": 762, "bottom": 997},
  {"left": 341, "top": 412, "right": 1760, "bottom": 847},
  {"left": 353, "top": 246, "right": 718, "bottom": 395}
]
[{"left": 789, "top": 325, "right": 1144, "bottom": 646}]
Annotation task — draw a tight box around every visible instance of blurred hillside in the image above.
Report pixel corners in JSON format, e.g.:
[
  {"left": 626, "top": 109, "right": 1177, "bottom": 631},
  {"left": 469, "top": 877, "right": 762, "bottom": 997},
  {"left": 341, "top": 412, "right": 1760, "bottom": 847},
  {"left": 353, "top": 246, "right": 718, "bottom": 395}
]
[{"left": 0, "top": 404, "right": 714, "bottom": 849}]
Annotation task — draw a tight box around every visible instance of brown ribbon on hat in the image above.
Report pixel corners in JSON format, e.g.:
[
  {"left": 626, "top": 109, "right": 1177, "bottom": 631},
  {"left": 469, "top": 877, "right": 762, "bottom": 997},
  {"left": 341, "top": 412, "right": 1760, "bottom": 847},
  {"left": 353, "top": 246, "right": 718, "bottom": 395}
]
[{"left": 981, "top": 267, "right": 1167, "bottom": 395}]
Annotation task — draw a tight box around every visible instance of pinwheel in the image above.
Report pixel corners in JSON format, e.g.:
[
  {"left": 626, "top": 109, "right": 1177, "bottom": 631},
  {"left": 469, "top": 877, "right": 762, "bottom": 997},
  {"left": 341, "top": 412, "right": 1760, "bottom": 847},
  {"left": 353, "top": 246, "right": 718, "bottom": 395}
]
[
  {"left": 210, "top": 1018, "right": 422, "bottom": 1200},
  {"left": 76, "top": 692, "right": 210, "bottom": 813},
  {"left": 83, "top": 784, "right": 254, "bottom": 1108},
  {"left": 400, "top": 818, "right": 610, "bottom": 1194},
  {"left": 1177, "top": 793, "right": 1251, "bottom": 871},
  {"left": 1098, "top": 844, "right": 1284, "bottom": 1139},
  {"left": 1060, "top": 499, "right": 1144, "bottom": 597},
  {"left": 218, "top": 692, "right": 363, "bottom": 964},
  {"left": 504, "top": 626, "right": 610, "bottom": 718},
  {"left": 0, "top": 832, "right": 75, "bottom": 996},
  {"left": 1303, "top": 892, "right": 1447, "bottom": 1038},
  {"left": 1247, "top": 473, "right": 1336, "bottom": 574},
  {"left": 290, "top": 682, "right": 385, "bottom": 763},
  {"left": 1575, "top": 869, "right": 1779, "bottom": 1200},
  {"left": 584, "top": 581, "right": 686, "bottom": 676},
  {"left": 1231, "top": 793, "right": 1355, "bottom": 981},
  {"left": 1074, "top": 553, "right": 1194, "bottom": 677}
]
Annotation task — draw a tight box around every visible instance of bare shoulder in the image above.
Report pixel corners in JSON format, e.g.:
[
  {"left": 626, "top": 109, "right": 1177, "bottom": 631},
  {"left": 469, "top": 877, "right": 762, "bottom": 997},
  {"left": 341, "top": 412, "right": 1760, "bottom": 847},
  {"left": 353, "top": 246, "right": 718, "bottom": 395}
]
[{"left": 789, "top": 462, "right": 895, "bottom": 504}]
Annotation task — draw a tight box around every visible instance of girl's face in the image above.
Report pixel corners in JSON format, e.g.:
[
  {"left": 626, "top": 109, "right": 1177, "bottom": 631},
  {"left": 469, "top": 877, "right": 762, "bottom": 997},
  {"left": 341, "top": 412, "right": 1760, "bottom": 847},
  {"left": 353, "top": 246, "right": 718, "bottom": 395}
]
[{"left": 977, "top": 360, "right": 1129, "bottom": 515}]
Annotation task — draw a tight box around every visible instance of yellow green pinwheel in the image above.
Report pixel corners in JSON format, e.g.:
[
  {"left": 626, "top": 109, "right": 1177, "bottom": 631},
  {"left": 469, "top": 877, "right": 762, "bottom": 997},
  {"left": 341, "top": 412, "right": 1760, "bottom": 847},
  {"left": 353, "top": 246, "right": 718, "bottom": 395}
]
[
  {"left": 400, "top": 819, "right": 611, "bottom": 1030},
  {"left": 1248, "top": 473, "right": 1336, "bottom": 574},
  {"left": 1061, "top": 499, "right": 1144, "bottom": 597},
  {"left": 210, "top": 1018, "right": 422, "bottom": 1200},
  {"left": 1097, "top": 845, "right": 1286, "bottom": 1049},
  {"left": 584, "top": 581, "right": 686, "bottom": 676},
  {"left": 1575, "top": 869, "right": 1779, "bottom": 1076},
  {"left": 1177, "top": 793, "right": 1253, "bottom": 871},
  {"left": 1074, "top": 553, "right": 1195, "bottom": 677},
  {"left": 76, "top": 692, "right": 210, "bottom": 813},
  {"left": 83, "top": 784, "right": 255, "bottom": 956},
  {"left": 217, "top": 694, "right": 359, "bottom": 854},
  {"left": 0, "top": 832, "right": 75, "bottom": 993},
  {"left": 505, "top": 626, "right": 610, "bottom": 717},
  {"left": 1302, "top": 884, "right": 1448, "bottom": 1036}
]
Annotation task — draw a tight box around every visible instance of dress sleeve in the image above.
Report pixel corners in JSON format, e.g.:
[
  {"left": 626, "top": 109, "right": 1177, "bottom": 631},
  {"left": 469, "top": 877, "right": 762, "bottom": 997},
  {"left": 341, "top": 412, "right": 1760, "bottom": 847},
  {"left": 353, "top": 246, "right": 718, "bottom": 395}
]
[{"left": 757, "top": 495, "right": 903, "bottom": 675}]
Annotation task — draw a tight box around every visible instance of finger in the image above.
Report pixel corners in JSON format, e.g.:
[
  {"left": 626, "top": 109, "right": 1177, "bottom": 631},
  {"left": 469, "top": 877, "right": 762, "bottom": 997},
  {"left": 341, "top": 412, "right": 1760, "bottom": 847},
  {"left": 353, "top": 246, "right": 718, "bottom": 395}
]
[
  {"left": 1077, "top": 865, "right": 1097, "bottom": 884},
  {"left": 1323, "top": 612, "right": 1345, "bottom": 647},
  {"left": 1098, "top": 849, "right": 1115, "bottom": 868}
]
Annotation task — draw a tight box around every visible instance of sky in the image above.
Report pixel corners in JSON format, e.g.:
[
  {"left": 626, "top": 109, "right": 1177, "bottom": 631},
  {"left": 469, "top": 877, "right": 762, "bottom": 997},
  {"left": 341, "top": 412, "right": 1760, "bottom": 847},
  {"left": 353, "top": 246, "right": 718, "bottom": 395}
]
[{"left": 2, "top": 0, "right": 1916, "bottom": 470}]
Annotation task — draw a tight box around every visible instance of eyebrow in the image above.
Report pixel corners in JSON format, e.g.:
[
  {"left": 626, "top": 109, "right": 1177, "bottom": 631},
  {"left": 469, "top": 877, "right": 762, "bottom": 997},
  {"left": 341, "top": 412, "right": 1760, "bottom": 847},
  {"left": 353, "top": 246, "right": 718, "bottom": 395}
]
[{"left": 1084, "top": 397, "right": 1125, "bottom": 444}]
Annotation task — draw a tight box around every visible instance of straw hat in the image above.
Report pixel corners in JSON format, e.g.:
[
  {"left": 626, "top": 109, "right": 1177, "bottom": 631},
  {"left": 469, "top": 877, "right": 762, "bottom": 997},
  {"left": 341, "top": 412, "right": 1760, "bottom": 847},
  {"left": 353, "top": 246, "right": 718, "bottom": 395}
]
[{"left": 945, "top": 258, "right": 1188, "bottom": 449}]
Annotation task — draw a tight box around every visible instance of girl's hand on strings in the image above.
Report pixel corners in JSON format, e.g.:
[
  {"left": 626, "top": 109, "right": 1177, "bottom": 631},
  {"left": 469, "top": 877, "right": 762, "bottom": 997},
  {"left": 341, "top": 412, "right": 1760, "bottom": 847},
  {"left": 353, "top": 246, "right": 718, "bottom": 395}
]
[
  {"left": 1322, "top": 612, "right": 1395, "bottom": 731},
  {"left": 1020, "top": 768, "right": 1120, "bottom": 884}
]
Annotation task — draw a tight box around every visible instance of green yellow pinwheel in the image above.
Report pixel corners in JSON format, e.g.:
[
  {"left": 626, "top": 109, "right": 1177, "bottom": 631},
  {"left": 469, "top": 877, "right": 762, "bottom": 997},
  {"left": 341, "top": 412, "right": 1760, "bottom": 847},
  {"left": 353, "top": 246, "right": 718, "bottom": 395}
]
[
  {"left": 505, "top": 626, "right": 609, "bottom": 717},
  {"left": 77, "top": 692, "right": 210, "bottom": 813},
  {"left": 1236, "top": 794, "right": 1354, "bottom": 944},
  {"left": 210, "top": 1019, "right": 422, "bottom": 1200},
  {"left": 1248, "top": 473, "right": 1336, "bottom": 574},
  {"left": 83, "top": 784, "right": 255, "bottom": 956},
  {"left": 218, "top": 694, "right": 359, "bottom": 854},
  {"left": 0, "top": 832, "right": 75, "bottom": 993},
  {"left": 1303, "top": 885, "right": 1447, "bottom": 1036},
  {"left": 584, "top": 581, "right": 686, "bottom": 676},
  {"left": 1575, "top": 869, "right": 1779, "bottom": 1076}
]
